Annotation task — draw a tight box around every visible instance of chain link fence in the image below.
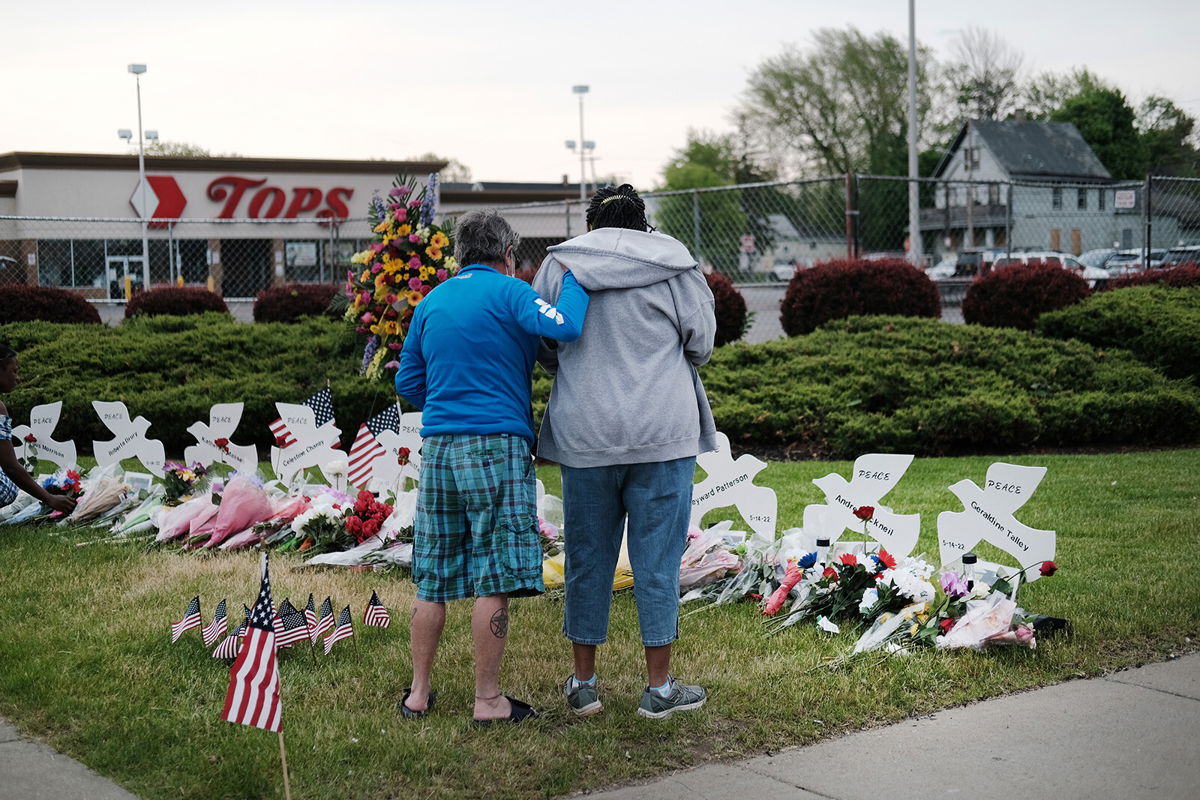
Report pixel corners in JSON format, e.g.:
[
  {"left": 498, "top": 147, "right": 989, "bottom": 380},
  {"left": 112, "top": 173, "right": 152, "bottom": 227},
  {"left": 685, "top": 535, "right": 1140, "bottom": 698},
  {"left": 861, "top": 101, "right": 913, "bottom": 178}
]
[{"left": 4, "top": 176, "right": 1198, "bottom": 304}]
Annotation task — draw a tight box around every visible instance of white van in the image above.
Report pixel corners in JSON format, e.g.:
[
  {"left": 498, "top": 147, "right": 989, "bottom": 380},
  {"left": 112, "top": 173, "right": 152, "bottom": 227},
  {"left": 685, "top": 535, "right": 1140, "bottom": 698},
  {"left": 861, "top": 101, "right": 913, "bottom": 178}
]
[{"left": 990, "top": 251, "right": 1110, "bottom": 287}]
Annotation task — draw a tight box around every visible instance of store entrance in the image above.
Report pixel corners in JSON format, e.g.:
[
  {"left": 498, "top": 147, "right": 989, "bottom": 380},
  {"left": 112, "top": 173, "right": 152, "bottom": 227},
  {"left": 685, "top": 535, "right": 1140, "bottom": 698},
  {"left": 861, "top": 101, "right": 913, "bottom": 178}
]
[
  {"left": 103, "top": 255, "right": 146, "bottom": 300},
  {"left": 220, "top": 239, "right": 273, "bottom": 298}
]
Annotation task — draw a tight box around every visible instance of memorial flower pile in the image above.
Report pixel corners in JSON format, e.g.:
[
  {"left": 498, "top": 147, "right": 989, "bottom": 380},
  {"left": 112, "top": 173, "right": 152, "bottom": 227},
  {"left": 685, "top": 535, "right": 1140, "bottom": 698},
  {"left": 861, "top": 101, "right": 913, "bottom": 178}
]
[
  {"left": 161, "top": 461, "right": 209, "bottom": 505},
  {"left": 343, "top": 489, "right": 393, "bottom": 544},
  {"left": 343, "top": 173, "right": 458, "bottom": 381}
]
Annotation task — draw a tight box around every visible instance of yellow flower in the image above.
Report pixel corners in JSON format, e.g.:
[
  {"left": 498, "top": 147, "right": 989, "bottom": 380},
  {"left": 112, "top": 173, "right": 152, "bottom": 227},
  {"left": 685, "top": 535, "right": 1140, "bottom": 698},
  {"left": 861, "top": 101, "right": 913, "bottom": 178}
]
[
  {"left": 430, "top": 231, "right": 449, "bottom": 249},
  {"left": 909, "top": 623, "right": 919, "bottom": 636},
  {"left": 444, "top": 256, "right": 459, "bottom": 274},
  {"left": 360, "top": 270, "right": 371, "bottom": 283},
  {"left": 373, "top": 220, "right": 390, "bottom": 233},
  {"left": 351, "top": 250, "right": 373, "bottom": 265},
  {"left": 397, "top": 224, "right": 412, "bottom": 237},
  {"left": 426, "top": 247, "right": 442, "bottom": 261},
  {"left": 383, "top": 320, "right": 401, "bottom": 335},
  {"left": 369, "top": 323, "right": 380, "bottom": 334},
  {"left": 407, "top": 290, "right": 424, "bottom": 306}
]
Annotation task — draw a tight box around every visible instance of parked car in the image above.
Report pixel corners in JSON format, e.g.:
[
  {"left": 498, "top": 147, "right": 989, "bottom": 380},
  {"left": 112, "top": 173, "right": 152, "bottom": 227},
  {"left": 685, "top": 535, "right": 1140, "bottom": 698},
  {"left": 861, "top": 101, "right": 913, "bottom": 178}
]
[
  {"left": 955, "top": 248, "right": 1005, "bottom": 277},
  {"left": 1102, "top": 248, "right": 1168, "bottom": 274},
  {"left": 1078, "top": 248, "right": 1119, "bottom": 270},
  {"left": 1161, "top": 245, "right": 1200, "bottom": 267},
  {"left": 990, "top": 251, "right": 1110, "bottom": 287},
  {"left": 926, "top": 255, "right": 958, "bottom": 280}
]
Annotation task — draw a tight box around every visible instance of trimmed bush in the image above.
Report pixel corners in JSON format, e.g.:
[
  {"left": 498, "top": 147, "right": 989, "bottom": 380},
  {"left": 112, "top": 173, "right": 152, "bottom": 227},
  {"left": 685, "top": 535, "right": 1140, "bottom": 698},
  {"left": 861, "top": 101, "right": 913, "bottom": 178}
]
[
  {"left": 253, "top": 283, "right": 340, "bottom": 323},
  {"left": 962, "top": 260, "right": 1089, "bottom": 330},
  {"left": 124, "top": 287, "right": 228, "bottom": 319},
  {"left": 1038, "top": 285, "right": 1200, "bottom": 384},
  {"left": 0, "top": 286, "right": 101, "bottom": 324},
  {"left": 699, "top": 315, "right": 1200, "bottom": 458},
  {"left": 6, "top": 313, "right": 1198, "bottom": 461},
  {"left": 780, "top": 258, "right": 940, "bottom": 336},
  {"left": 705, "top": 271, "right": 749, "bottom": 346},
  {"left": 1107, "top": 264, "right": 1200, "bottom": 290}
]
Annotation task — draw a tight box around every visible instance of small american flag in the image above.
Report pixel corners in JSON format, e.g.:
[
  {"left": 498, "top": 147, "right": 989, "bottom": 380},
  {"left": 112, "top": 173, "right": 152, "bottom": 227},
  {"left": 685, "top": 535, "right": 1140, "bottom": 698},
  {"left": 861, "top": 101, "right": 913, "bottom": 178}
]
[
  {"left": 313, "top": 596, "right": 335, "bottom": 641},
  {"left": 211, "top": 619, "right": 247, "bottom": 660},
  {"left": 202, "top": 599, "right": 228, "bottom": 647},
  {"left": 303, "top": 594, "right": 318, "bottom": 642},
  {"left": 170, "top": 596, "right": 202, "bottom": 643},
  {"left": 221, "top": 553, "right": 283, "bottom": 733},
  {"left": 323, "top": 605, "right": 354, "bottom": 655},
  {"left": 275, "top": 603, "right": 312, "bottom": 649},
  {"left": 363, "top": 590, "right": 391, "bottom": 628},
  {"left": 347, "top": 404, "right": 402, "bottom": 488},
  {"left": 270, "top": 387, "right": 335, "bottom": 448}
]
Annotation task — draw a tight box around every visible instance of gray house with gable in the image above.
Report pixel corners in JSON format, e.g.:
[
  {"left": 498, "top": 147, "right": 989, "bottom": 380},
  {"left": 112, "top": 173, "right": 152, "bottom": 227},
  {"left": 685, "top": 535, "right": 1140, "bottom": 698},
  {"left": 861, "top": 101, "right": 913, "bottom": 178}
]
[{"left": 921, "top": 119, "right": 1170, "bottom": 258}]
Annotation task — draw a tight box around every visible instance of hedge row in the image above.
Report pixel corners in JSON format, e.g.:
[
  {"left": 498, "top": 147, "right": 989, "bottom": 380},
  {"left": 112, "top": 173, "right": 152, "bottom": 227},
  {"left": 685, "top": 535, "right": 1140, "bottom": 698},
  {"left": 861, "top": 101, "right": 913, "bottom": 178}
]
[
  {"left": 1038, "top": 285, "right": 1200, "bottom": 384},
  {"left": 5, "top": 313, "right": 1198, "bottom": 461},
  {"left": 698, "top": 315, "right": 1200, "bottom": 458}
]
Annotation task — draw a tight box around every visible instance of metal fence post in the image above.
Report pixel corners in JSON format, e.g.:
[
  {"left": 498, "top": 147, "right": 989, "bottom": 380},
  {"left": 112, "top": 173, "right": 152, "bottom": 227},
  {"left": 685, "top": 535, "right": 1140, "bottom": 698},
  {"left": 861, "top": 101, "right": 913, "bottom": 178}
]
[
  {"left": 565, "top": 201, "right": 572, "bottom": 240},
  {"left": 1005, "top": 182, "right": 1013, "bottom": 260},
  {"left": 1143, "top": 175, "right": 1152, "bottom": 264},
  {"left": 844, "top": 174, "right": 857, "bottom": 259},
  {"left": 691, "top": 189, "right": 702, "bottom": 263}
]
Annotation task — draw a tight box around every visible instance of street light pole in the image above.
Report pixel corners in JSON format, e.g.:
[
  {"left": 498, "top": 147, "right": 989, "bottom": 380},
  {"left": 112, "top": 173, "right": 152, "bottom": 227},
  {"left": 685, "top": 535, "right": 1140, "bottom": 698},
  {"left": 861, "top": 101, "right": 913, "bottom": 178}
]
[
  {"left": 129, "top": 63, "right": 151, "bottom": 291},
  {"left": 906, "top": 0, "right": 923, "bottom": 268},
  {"left": 572, "top": 85, "right": 589, "bottom": 225}
]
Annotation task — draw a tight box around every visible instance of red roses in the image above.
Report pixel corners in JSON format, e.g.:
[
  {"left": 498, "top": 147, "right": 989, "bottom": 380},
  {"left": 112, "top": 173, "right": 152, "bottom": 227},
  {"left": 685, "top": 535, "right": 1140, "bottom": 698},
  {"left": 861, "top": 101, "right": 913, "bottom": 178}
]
[
  {"left": 342, "top": 489, "right": 393, "bottom": 544},
  {"left": 853, "top": 505, "right": 874, "bottom": 521}
]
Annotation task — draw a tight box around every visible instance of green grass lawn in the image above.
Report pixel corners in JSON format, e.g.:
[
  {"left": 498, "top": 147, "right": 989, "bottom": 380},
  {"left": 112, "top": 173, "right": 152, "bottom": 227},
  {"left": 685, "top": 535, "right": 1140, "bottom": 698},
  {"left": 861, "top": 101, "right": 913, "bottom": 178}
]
[{"left": 1, "top": 449, "right": 1198, "bottom": 800}]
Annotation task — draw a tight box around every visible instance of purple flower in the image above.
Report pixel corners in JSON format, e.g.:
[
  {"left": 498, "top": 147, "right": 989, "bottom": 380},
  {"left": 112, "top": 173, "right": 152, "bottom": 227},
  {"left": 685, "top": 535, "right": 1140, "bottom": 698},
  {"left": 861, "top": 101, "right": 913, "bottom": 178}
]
[
  {"left": 419, "top": 173, "right": 439, "bottom": 228},
  {"left": 360, "top": 335, "right": 380, "bottom": 374},
  {"left": 940, "top": 571, "right": 969, "bottom": 598}
]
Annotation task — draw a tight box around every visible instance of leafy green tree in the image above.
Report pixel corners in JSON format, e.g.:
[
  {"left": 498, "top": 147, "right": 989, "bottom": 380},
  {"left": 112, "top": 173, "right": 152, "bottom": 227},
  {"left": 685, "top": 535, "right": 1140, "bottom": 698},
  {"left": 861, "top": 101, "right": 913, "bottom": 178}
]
[
  {"left": 656, "top": 131, "right": 750, "bottom": 273},
  {"left": 1138, "top": 96, "right": 1200, "bottom": 177},
  {"left": 738, "top": 27, "right": 933, "bottom": 177},
  {"left": 1050, "top": 83, "right": 1145, "bottom": 179}
]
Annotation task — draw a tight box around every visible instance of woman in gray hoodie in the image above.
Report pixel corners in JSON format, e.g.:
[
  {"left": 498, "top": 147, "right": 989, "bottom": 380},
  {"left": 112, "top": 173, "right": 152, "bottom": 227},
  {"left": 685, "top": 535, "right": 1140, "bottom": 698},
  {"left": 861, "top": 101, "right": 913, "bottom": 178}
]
[{"left": 532, "top": 184, "right": 717, "bottom": 719}]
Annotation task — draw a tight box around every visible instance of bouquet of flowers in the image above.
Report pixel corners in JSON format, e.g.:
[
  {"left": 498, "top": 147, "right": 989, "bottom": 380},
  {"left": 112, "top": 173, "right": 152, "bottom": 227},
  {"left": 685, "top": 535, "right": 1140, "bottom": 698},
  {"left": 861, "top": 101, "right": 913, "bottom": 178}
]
[
  {"left": 341, "top": 173, "right": 458, "bottom": 381},
  {"left": 161, "top": 461, "right": 209, "bottom": 505},
  {"left": 18, "top": 433, "right": 38, "bottom": 474},
  {"left": 343, "top": 489, "right": 393, "bottom": 545},
  {"left": 538, "top": 517, "right": 562, "bottom": 558}
]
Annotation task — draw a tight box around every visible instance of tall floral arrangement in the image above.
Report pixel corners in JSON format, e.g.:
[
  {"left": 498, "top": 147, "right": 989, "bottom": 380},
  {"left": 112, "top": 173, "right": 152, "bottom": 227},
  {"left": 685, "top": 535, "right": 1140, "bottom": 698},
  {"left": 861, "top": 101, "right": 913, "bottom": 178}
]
[{"left": 343, "top": 173, "right": 457, "bottom": 381}]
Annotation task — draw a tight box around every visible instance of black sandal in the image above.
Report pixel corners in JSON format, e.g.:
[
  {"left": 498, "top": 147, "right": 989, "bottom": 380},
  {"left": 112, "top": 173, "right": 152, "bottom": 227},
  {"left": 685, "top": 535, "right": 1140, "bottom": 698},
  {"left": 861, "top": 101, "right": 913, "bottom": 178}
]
[
  {"left": 472, "top": 695, "right": 539, "bottom": 726},
  {"left": 400, "top": 687, "right": 436, "bottom": 719}
]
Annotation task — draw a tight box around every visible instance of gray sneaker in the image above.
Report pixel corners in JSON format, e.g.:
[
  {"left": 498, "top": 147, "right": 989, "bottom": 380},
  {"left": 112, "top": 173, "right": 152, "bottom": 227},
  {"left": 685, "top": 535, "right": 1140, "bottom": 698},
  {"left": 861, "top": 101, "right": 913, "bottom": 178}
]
[
  {"left": 637, "top": 676, "right": 707, "bottom": 719},
  {"left": 563, "top": 675, "right": 602, "bottom": 717}
]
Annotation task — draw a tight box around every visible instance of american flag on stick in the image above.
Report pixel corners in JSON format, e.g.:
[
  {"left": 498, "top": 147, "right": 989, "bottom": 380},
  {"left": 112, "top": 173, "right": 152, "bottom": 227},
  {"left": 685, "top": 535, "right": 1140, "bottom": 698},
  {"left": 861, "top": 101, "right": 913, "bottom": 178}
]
[
  {"left": 363, "top": 590, "right": 391, "bottom": 628},
  {"left": 303, "top": 594, "right": 318, "bottom": 641},
  {"left": 313, "top": 596, "right": 335, "bottom": 641},
  {"left": 323, "top": 605, "right": 354, "bottom": 655},
  {"left": 270, "top": 387, "right": 335, "bottom": 449},
  {"left": 221, "top": 552, "right": 282, "bottom": 733},
  {"left": 212, "top": 618, "right": 247, "bottom": 660},
  {"left": 202, "top": 599, "right": 228, "bottom": 647},
  {"left": 170, "top": 596, "right": 202, "bottom": 643},
  {"left": 347, "top": 404, "right": 401, "bottom": 488},
  {"left": 275, "top": 602, "right": 312, "bottom": 649}
]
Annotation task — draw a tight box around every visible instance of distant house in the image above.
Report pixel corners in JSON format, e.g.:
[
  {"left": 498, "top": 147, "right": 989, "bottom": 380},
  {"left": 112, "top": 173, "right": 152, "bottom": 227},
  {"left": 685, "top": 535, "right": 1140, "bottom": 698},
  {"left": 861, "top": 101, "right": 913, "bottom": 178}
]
[{"left": 921, "top": 119, "right": 1168, "bottom": 257}]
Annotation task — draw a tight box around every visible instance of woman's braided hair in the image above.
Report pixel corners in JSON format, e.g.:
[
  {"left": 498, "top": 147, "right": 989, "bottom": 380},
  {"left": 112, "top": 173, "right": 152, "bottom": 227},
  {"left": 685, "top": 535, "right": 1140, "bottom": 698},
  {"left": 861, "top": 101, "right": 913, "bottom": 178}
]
[{"left": 585, "top": 184, "right": 654, "bottom": 233}]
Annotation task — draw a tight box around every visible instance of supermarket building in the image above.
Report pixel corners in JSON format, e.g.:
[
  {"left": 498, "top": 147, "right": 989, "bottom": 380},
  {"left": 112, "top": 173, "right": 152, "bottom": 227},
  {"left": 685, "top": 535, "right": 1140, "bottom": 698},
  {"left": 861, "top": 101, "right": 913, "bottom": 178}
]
[{"left": 0, "top": 152, "right": 579, "bottom": 299}]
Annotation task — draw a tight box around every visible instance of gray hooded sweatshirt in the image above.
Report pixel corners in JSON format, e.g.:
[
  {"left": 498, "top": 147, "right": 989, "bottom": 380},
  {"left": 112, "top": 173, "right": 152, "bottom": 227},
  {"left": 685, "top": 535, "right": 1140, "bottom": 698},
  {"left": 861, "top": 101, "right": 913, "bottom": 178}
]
[{"left": 531, "top": 227, "right": 718, "bottom": 468}]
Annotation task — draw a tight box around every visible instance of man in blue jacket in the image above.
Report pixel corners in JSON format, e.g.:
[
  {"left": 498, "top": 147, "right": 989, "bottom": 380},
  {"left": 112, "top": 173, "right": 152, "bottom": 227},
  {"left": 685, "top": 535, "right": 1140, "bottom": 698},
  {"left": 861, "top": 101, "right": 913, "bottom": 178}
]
[{"left": 395, "top": 209, "right": 588, "bottom": 725}]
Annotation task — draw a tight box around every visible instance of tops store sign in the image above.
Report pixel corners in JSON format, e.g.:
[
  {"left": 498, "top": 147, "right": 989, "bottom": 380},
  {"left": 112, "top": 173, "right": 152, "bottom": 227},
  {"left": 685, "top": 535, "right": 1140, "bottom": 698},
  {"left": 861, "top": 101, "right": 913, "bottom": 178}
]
[{"left": 129, "top": 175, "right": 354, "bottom": 226}]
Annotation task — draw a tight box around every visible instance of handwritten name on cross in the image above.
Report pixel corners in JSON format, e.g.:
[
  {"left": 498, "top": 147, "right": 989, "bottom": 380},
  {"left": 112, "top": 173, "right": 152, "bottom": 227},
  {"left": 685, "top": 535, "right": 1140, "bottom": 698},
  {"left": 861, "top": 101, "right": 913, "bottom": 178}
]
[
  {"left": 11, "top": 401, "right": 77, "bottom": 470},
  {"left": 937, "top": 462, "right": 1055, "bottom": 582},
  {"left": 183, "top": 403, "right": 259, "bottom": 473},
  {"left": 369, "top": 412, "right": 425, "bottom": 493},
  {"left": 91, "top": 400, "right": 166, "bottom": 474},
  {"left": 801, "top": 453, "right": 920, "bottom": 557},
  {"left": 269, "top": 402, "right": 343, "bottom": 485},
  {"left": 690, "top": 432, "right": 778, "bottom": 546}
]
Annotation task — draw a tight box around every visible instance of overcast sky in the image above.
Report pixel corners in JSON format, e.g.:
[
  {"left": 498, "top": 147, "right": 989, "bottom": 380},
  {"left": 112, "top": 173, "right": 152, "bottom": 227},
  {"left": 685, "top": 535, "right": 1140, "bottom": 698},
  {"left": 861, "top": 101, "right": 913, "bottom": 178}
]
[{"left": 5, "top": 0, "right": 1198, "bottom": 188}]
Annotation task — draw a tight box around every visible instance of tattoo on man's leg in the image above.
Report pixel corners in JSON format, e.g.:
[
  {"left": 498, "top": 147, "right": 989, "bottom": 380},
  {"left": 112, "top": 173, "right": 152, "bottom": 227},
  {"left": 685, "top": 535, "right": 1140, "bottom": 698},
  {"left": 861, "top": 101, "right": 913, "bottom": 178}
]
[
  {"left": 490, "top": 608, "right": 509, "bottom": 639},
  {"left": 411, "top": 606, "right": 418, "bottom": 621}
]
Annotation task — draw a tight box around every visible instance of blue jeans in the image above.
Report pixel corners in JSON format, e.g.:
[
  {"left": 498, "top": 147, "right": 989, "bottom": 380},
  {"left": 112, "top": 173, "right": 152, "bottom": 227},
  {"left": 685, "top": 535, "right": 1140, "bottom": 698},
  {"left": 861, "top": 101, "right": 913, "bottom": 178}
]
[{"left": 561, "top": 457, "right": 695, "bottom": 647}]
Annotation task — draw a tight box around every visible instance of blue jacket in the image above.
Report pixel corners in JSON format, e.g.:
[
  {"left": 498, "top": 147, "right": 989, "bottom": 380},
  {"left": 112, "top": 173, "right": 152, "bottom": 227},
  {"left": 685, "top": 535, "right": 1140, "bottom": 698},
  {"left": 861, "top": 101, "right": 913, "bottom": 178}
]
[{"left": 394, "top": 263, "right": 589, "bottom": 446}]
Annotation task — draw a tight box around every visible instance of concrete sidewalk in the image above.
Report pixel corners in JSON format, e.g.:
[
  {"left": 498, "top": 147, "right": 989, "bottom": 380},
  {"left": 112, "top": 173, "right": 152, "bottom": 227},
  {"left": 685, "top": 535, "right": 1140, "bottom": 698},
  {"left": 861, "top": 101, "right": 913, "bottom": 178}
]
[
  {"left": 2, "top": 653, "right": 1196, "bottom": 800},
  {"left": 590, "top": 652, "right": 1200, "bottom": 800}
]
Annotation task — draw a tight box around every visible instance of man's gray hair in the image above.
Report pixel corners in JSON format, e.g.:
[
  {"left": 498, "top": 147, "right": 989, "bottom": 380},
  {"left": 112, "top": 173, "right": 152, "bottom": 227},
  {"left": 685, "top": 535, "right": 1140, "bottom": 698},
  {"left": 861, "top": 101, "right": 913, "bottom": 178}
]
[{"left": 453, "top": 209, "right": 520, "bottom": 267}]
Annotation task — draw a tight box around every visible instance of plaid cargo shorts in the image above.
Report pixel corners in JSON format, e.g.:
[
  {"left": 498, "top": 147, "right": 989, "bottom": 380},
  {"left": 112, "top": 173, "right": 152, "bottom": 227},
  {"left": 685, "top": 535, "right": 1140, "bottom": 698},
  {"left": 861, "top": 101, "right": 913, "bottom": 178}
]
[{"left": 411, "top": 433, "right": 545, "bottom": 603}]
